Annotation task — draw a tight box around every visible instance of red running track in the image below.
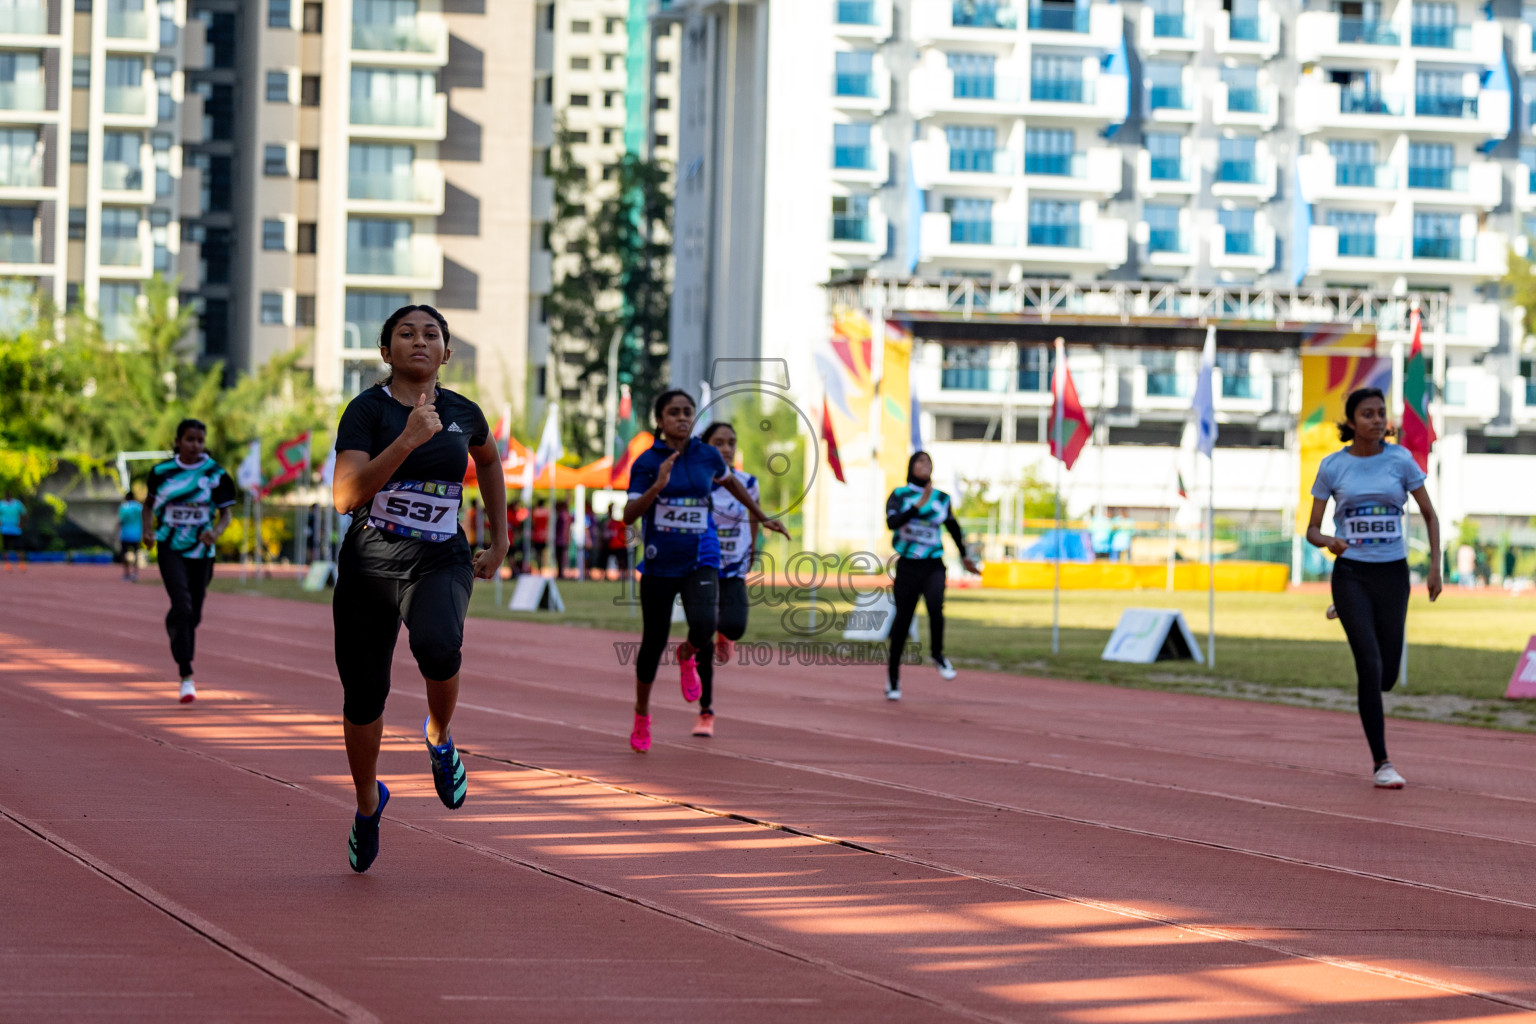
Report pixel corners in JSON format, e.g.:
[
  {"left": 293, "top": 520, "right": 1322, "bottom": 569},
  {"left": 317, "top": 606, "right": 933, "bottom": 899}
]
[{"left": 3, "top": 565, "right": 1536, "bottom": 1023}]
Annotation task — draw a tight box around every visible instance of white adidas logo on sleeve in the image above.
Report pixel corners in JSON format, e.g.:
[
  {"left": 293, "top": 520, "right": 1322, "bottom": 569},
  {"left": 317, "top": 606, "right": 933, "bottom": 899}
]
[{"left": 447, "top": 422, "right": 463, "bottom": 433}]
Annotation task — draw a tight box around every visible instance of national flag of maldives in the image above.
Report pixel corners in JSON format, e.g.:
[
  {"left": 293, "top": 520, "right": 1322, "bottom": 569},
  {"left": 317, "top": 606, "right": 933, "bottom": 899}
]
[
  {"left": 1048, "top": 344, "right": 1091, "bottom": 470},
  {"left": 1400, "top": 309, "right": 1435, "bottom": 473},
  {"left": 821, "top": 403, "right": 845, "bottom": 483},
  {"left": 261, "top": 431, "right": 311, "bottom": 495},
  {"left": 609, "top": 384, "right": 637, "bottom": 485},
  {"left": 1177, "top": 470, "right": 1188, "bottom": 500}
]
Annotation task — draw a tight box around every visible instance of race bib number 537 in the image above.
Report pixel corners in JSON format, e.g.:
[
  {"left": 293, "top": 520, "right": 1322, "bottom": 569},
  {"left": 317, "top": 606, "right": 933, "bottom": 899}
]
[{"left": 368, "top": 480, "right": 462, "bottom": 542}]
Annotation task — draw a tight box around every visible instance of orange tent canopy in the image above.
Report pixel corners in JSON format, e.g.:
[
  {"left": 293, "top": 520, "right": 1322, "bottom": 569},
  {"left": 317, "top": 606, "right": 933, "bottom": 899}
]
[{"left": 463, "top": 432, "right": 655, "bottom": 492}]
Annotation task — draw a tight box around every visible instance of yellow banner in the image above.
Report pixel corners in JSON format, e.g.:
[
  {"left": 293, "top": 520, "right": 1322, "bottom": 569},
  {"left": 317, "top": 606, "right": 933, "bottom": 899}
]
[
  {"left": 879, "top": 319, "right": 914, "bottom": 497},
  {"left": 1296, "top": 354, "right": 1392, "bottom": 531}
]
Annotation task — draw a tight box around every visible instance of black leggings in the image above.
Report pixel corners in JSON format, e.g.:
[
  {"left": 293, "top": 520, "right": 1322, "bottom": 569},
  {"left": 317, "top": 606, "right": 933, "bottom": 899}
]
[
  {"left": 1331, "top": 557, "right": 1409, "bottom": 765},
  {"left": 717, "top": 575, "right": 749, "bottom": 642},
  {"left": 333, "top": 561, "right": 473, "bottom": 725},
  {"left": 158, "top": 549, "right": 213, "bottom": 678},
  {"left": 888, "top": 557, "right": 945, "bottom": 680},
  {"left": 637, "top": 567, "right": 717, "bottom": 710}
]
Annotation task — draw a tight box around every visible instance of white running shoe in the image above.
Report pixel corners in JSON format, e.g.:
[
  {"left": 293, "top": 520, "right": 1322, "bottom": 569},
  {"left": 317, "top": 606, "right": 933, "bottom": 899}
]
[
  {"left": 178, "top": 678, "right": 197, "bottom": 704},
  {"left": 934, "top": 656, "right": 957, "bottom": 681},
  {"left": 885, "top": 682, "right": 902, "bottom": 701},
  {"left": 1373, "top": 762, "right": 1405, "bottom": 788}
]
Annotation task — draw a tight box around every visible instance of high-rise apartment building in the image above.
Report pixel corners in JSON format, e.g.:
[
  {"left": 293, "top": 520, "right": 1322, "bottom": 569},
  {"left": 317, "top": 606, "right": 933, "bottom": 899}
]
[
  {"left": 0, "top": 1, "right": 195, "bottom": 338},
  {"left": 182, "top": 0, "right": 533, "bottom": 413},
  {"left": 659, "top": 0, "right": 1536, "bottom": 542}
]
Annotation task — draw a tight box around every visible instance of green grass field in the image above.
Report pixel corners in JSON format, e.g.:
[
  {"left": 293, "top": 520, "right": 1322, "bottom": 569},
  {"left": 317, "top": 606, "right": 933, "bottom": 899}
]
[{"left": 186, "top": 572, "right": 1536, "bottom": 731}]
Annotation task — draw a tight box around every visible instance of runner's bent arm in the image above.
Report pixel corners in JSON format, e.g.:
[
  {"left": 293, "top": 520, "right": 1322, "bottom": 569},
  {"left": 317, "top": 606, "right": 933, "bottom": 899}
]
[
  {"left": 469, "top": 439, "right": 509, "bottom": 579},
  {"left": 622, "top": 451, "right": 677, "bottom": 525},
  {"left": 886, "top": 491, "right": 919, "bottom": 530},
  {"left": 1410, "top": 483, "right": 1443, "bottom": 600},
  {"left": 332, "top": 393, "right": 442, "bottom": 512},
  {"left": 719, "top": 474, "right": 790, "bottom": 537},
  {"left": 1304, "top": 497, "right": 1347, "bottom": 555}
]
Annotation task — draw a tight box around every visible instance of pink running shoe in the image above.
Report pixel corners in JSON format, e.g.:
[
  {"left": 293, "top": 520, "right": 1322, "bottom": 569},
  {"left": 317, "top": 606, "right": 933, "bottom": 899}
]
[
  {"left": 630, "top": 713, "right": 652, "bottom": 753},
  {"left": 692, "top": 712, "right": 715, "bottom": 737},
  {"left": 679, "top": 653, "right": 702, "bottom": 703}
]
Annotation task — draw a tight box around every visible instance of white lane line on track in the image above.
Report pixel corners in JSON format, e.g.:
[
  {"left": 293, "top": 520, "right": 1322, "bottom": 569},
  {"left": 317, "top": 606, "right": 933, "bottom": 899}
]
[
  {"left": 3, "top": 635, "right": 1535, "bottom": 1017},
  {"left": 0, "top": 803, "right": 379, "bottom": 1024}
]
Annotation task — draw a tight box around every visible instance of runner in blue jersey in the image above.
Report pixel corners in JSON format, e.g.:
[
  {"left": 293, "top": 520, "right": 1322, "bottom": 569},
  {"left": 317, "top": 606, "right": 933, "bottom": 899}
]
[
  {"left": 622, "top": 390, "right": 788, "bottom": 752},
  {"left": 143, "top": 420, "right": 237, "bottom": 703},
  {"left": 695, "top": 421, "right": 760, "bottom": 737},
  {"left": 118, "top": 489, "right": 144, "bottom": 581},
  {"left": 883, "top": 451, "right": 980, "bottom": 701},
  {"left": 1307, "top": 386, "right": 1440, "bottom": 789}
]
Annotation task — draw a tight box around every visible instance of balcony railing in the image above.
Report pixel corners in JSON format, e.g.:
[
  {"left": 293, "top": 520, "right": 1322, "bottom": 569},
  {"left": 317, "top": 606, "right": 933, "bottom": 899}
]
[
  {"left": 834, "top": 144, "right": 874, "bottom": 170},
  {"left": 101, "top": 163, "right": 144, "bottom": 191},
  {"left": 951, "top": 148, "right": 1010, "bottom": 172},
  {"left": 1416, "top": 94, "right": 1477, "bottom": 118},
  {"left": 1334, "top": 232, "right": 1376, "bottom": 256},
  {"left": 949, "top": 219, "right": 995, "bottom": 244},
  {"left": 1149, "top": 85, "right": 1187, "bottom": 110},
  {"left": 1222, "top": 375, "right": 1258, "bottom": 399},
  {"left": 1148, "top": 228, "right": 1184, "bottom": 253},
  {"left": 1223, "top": 230, "right": 1256, "bottom": 255},
  {"left": 1032, "top": 77, "right": 1087, "bottom": 102},
  {"left": 834, "top": 72, "right": 875, "bottom": 97},
  {"left": 352, "top": 19, "right": 444, "bottom": 52},
  {"left": 831, "top": 215, "right": 873, "bottom": 242},
  {"left": 952, "top": 73, "right": 997, "bottom": 99},
  {"left": 1335, "top": 162, "right": 1397, "bottom": 187},
  {"left": 0, "top": 4, "right": 47, "bottom": 35},
  {"left": 100, "top": 236, "right": 143, "bottom": 266},
  {"left": 1526, "top": 378, "right": 1536, "bottom": 406},
  {"left": 0, "top": 233, "right": 36, "bottom": 263},
  {"left": 350, "top": 96, "right": 437, "bottom": 127},
  {"left": 1228, "top": 16, "right": 1266, "bottom": 41},
  {"left": 952, "top": 2, "right": 1017, "bottom": 28},
  {"left": 347, "top": 171, "right": 430, "bottom": 202},
  {"left": 0, "top": 81, "right": 45, "bottom": 112},
  {"left": 1147, "top": 372, "right": 1188, "bottom": 397},
  {"left": 1340, "top": 91, "right": 1403, "bottom": 115},
  {"left": 346, "top": 245, "right": 424, "bottom": 275},
  {"left": 1027, "top": 222, "right": 1081, "bottom": 247},
  {"left": 1225, "top": 87, "right": 1265, "bottom": 113},
  {"left": 106, "top": 8, "right": 149, "bottom": 40},
  {"left": 105, "top": 86, "right": 147, "bottom": 116},
  {"left": 1152, "top": 13, "right": 1189, "bottom": 37},
  {"left": 1216, "top": 159, "right": 1260, "bottom": 184},
  {"left": 1413, "top": 235, "right": 1468, "bottom": 259},
  {"left": 1027, "top": 5, "right": 1088, "bottom": 31},
  {"left": 1410, "top": 23, "right": 1469, "bottom": 49},
  {"left": 836, "top": 0, "right": 877, "bottom": 24},
  {"left": 1338, "top": 18, "right": 1399, "bottom": 44},
  {"left": 0, "top": 155, "right": 40, "bottom": 188},
  {"left": 1024, "top": 151, "right": 1082, "bottom": 175},
  {"left": 1407, "top": 165, "right": 1467, "bottom": 190},
  {"left": 1149, "top": 156, "right": 1185, "bottom": 180},
  {"left": 941, "top": 366, "right": 1000, "bottom": 391}
]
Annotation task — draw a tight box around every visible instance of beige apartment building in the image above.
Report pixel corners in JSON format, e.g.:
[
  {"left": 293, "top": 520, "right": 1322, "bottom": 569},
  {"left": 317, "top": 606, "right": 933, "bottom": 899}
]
[{"left": 185, "top": 0, "right": 534, "bottom": 414}]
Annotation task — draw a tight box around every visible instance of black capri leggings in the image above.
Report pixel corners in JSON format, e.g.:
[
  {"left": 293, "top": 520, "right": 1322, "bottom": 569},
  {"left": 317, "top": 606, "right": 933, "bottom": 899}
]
[
  {"left": 717, "top": 575, "right": 749, "bottom": 642},
  {"left": 333, "top": 560, "right": 473, "bottom": 725},
  {"left": 637, "top": 566, "right": 718, "bottom": 709},
  {"left": 1330, "top": 557, "right": 1409, "bottom": 765},
  {"left": 888, "top": 556, "right": 946, "bottom": 679}
]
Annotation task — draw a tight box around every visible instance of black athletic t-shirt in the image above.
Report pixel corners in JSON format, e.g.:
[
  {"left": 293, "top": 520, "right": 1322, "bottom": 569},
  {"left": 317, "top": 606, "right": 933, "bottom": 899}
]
[{"left": 335, "top": 384, "right": 489, "bottom": 579}]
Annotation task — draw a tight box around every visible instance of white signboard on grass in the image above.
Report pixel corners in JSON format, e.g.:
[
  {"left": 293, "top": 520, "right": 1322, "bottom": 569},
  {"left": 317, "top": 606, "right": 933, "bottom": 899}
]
[
  {"left": 1102, "top": 608, "right": 1204, "bottom": 665},
  {"left": 509, "top": 575, "right": 564, "bottom": 612},
  {"left": 842, "top": 592, "right": 919, "bottom": 642}
]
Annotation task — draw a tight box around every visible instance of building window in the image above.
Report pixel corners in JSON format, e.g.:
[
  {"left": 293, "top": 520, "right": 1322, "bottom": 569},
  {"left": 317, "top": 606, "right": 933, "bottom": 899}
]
[
  {"left": 604, "top": 53, "right": 621, "bottom": 71},
  {"left": 69, "top": 131, "right": 87, "bottom": 164},
  {"left": 149, "top": 208, "right": 170, "bottom": 228},
  {"left": 1327, "top": 209, "right": 1377, "bottom": 256},
  {"left": 606, "top": 16, "right": 622, "bottom": 33},
  {"left": 571, "top": 19, "right": 590, "bottom": 32},
  {"left": 155, "top": 169, "right": 171, "bottom": 196},
  {"left": 653, "top": 133, "right": 669, "bottom": 148},
  {"left": 567, "top": 130, "right": 588, "bottom": 143},
  {"left": 601, "top": 127, "right": 614, "bottom": 144},
  {"left": 298, "top": 148, "right": 319, "bottom": 179},
  {"left": 1145, "top": 203, "right": 1182, "bottom": 253},
  {"left": 1216, "top": 350, "right": 1256, "bottom": 399},
  {"left": 67, "top": 207, "right": 85, "bottom": 240},
  {"left": 834, "top": 50, "right": 875, "bottom": 97},
  {"left": 569, "top": 93, "right": 589, "bottom": 107},
  {"left": 835, "top": 122, "right": 873, "bottom": 169},
  {"left": 603, "top": 91, "right": 619, "bottom": 108},
  {"left": 263, "top": 144, "right": 289, "bottom": 176},
  {"left": 1024, "top": 127, "right": 1074, "bottom": 175},
  {"left": 300, "top": 75, "right": 320, "bottom": 106},
  {"left": 345, "top": 290, "right": 410, "bottom": 349},
  {"left": 831, "top": 194, "right": 871, "bottom": 241},
  {"left": 570, "top": 56, "right": 589, "bottom": 70},
  {"left": 72, "top": 56, "right": 90, "bottom": 90},
  {"left": 656, "top": 60, "right": 671, "bottom": 73},
  {"left": 152, "top": 132, "right": 172, "bottom": 152},
  {"left": 602, "top": 164, "right": 618, "bottom": 180},
  {"left": 296, "top": 294, "right": 316, "bottom": 327},
  {"left": 302, "top": 2, "right": 322, "bottom": 32},
  {"left": 296, "top": 222, "right": 317, "bottom": 253},
  {"left": 654, "top": 96, "right": 670, "bottom": 110},
  {"left": 1218, "top": 206, "right": 1256, "bottom": 255},
  {"left": 262, "top": 218, "right": 286, "bottom": 250},
  {"left": 260, "top": 291, "right": 285, "bottom": 325},
  {"left": 265, "top": 70, "right": 289, "bottom": 103},
  {"left": 269, "top": 0, "right": 292, "bottom": 28}
]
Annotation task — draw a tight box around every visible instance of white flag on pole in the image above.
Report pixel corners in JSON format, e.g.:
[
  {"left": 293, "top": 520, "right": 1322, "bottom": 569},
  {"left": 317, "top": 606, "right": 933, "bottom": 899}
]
[
  {"left": 236, "top": 439, "right": 263, "bottom": 493},
  {"left": 692, "top": 381, "right": 713, "bottom": 436},
  {"left": 532, "top": 402, "right": 563, "bottom": 484},
  {"left": 1192, "top": 326, "right": 1218, "bottom": 457}
]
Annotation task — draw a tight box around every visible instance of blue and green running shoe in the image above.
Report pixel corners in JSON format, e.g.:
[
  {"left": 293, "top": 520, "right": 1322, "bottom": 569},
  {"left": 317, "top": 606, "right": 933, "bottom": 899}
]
[
  {"left": 348, "top": 781, "right": 389, "bottom": 874},
  {"left": 424, "top": 717, "right": 467, "bottom": 809}
]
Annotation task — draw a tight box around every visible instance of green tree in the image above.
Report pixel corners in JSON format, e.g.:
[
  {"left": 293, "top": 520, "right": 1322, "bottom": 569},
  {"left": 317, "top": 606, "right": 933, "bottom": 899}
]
[
  {"left": 0, "top": 296, "right": 77, "bottom": 494},
  {"left": 1503, "top": 245, "right": 1536, "bottom": 348}
]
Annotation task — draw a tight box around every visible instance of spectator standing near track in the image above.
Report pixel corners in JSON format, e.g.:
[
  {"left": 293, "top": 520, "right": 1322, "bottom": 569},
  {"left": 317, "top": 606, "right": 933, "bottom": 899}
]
[
  {"left": 117, "top": 490, "right": 143, "bottom": 581},
  {"left": 530, "top": 503, "right": 549, "bottom": 571},
  {"left": 143, "top": 420, "right": 237, "bottom": 703},
  {"left": 554, "top": 499, "right": 572, "bottom": 579},
  {"left": 1306, "top": 386, "right": 1441, "bottom": 789},
  {"left": 605, "top": 508, "right": 628, "bottom": 578},
  {"left": 622, "top": 390, "right": 788, "bottom": 752},
  {"left": 883, "top": 451, "right": 980, "bottom": 701},
  {"left": 696, "top": 421, "right": 760, "bottom": 738},
  {"left": 329, "top": 304, "right": 508, "bottom": 873},
  {"left": 0, "top": 492, "right": 25, "bottom": 572}
]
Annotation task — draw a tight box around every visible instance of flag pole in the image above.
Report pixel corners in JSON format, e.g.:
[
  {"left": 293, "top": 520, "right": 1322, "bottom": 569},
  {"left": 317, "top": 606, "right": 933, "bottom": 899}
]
[
  {"left": 1052, "top": 336, "right": 1064, "bottom": 656},
  {"left": 1207, "top": 449, "right": 1215, "bottom": 670}
]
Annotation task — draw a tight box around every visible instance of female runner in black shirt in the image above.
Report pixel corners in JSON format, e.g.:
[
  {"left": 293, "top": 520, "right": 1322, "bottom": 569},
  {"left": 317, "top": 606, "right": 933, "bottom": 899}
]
[{"left": 330, "top": 305, "right": 508, "bottom": 873}]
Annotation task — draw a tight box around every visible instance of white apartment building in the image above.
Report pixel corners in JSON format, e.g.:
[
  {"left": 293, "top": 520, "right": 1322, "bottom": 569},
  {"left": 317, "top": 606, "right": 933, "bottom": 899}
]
[{"left": 658, "top": 0, "right": 1536, "bottom": 548}]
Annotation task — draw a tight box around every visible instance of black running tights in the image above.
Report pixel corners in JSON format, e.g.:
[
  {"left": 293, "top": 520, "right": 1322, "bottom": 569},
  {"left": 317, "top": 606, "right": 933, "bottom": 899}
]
[
  {"left": 638, "top": 567, "right": 718, "bottom": 710},
  {"left": 158, "top": 549, "right": 213, "bottom": 678},
  {"left": 1330, "top": 557, "right": 1409, "bottom": 765},
  {"left": 888, "top": 556, "right": 946, "bottom": 680}
]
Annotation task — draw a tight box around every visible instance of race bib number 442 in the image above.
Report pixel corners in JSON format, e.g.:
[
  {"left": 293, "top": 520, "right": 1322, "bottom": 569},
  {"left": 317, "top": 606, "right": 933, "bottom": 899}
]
[
  {"left": 368, "top": 480, "right": 462, "bottom": 542},
  {"left": 1341, "top": 504, "right": 1402, "bottom": 545},
  {"left": 654, "top": 497, "right": 709, "bottom": 534}
]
